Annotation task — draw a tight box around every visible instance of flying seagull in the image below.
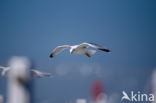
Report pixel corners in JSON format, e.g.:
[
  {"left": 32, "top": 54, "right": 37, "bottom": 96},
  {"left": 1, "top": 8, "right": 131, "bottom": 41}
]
[
  {"left": 49, "top": 42, "right": 111, "bottom": 58},
  {"left": 31, "top": 69, "right": 53, "bottom": 78},
  {"left": 0, "top": 66, "right": 53, "bottom": 78}
]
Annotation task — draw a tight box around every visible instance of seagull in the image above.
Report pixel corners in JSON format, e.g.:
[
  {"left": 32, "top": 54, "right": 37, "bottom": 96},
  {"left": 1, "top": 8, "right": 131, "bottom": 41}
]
[
  {"left": 0, "top": 66, "right": 53, "bottom": 78},
  {"left": 49, "top": 42, "right": 111, "bottom": 58},
  {"left": 31, "top": 69, "right": 53, "bottom": 78}
]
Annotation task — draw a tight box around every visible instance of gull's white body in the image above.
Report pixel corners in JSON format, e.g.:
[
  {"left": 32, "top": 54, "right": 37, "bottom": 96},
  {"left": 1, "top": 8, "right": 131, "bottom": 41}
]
[{"left": 70, "top": 45, "right": 94, "bottom": 54}]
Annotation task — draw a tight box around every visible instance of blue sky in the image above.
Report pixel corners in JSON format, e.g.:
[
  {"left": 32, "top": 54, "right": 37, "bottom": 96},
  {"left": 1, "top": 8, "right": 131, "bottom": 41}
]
[{"left": 0, "top": 0, "right": 156, "bottom": 103}]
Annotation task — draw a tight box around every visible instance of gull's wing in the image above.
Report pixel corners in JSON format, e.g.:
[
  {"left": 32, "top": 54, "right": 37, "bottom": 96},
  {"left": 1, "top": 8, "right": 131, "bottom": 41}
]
[
  {"left": 78, "top": 42, "right": 111, "bottom": 52},
  {"left": 31, "top": 69, "right": 52, "bottom": 78},
  {"left": 49, "top": 45, "right": 70, "bottom": 58},
  {"left": 0, "top": 66, "right": 6, "bottom": 70}
]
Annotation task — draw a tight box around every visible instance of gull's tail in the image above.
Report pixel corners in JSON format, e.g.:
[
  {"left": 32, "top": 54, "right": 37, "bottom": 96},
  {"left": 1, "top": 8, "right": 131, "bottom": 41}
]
[{"left": 85, "top": 50, "right": 96, "bottom": 57}]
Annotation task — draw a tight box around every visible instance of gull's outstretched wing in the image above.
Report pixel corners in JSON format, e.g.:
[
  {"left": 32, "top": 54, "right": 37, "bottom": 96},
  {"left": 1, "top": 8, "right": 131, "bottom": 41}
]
[
  {"left": 0, "top": 66, "right": 6, "bottom": 70},
  {"left": 31, "top": 69, "right": 52, "bottom": 78},
  {"left": 78, "top": 42, "right": 111, "bottom": 52},
  {"left": 49, "top": 45, "right": 70, "bottom": 58}
]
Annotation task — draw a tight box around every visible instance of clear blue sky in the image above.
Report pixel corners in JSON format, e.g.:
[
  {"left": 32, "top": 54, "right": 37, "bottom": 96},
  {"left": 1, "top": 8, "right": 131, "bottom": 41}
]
[{"left": 0, "top": 0, "right": 156, "bottom": 103}]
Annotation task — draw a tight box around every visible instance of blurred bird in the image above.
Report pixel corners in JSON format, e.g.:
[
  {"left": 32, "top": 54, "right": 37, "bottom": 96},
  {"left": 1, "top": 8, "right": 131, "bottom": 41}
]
[
  {"left": 0, "top": 66, "right": 53, "bottom": 78},
  {"left": 31, "top": 69, "right": 53, "bottom": 78},
  {"left": 49, "top": 42, "right": 111, "bottom": 58}
]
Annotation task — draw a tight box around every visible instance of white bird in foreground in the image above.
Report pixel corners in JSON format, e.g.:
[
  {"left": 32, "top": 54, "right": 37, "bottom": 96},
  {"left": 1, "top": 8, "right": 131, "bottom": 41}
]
[
  {"left": 0, "top": 66, "right": 53, "bottom": 78},
  {"left": 49, "top": 42, "right": 111, "bottom": 58}
]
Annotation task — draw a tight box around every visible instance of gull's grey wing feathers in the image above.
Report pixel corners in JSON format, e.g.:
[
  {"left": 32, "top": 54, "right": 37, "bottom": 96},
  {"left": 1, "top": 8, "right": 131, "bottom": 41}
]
[
  {"left": 78, "top": 42, "right": 111, "bottom": 52},
  {"left": 49, "top": 45, "right": 70, "bottom": 58}
]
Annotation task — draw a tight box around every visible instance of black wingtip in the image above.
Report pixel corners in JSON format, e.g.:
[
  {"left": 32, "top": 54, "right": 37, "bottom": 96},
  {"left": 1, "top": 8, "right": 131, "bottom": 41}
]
[
  {"left": 49, "top": 54, "right": 54, "bottom": 58},
  {"left": 99, "top": 48, "right": 111, "bottom": 52},
  {"left": 90, "top": 42, "right": 111, "bottom": 52}
]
